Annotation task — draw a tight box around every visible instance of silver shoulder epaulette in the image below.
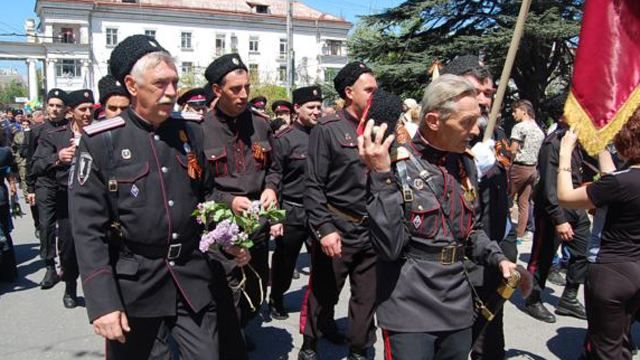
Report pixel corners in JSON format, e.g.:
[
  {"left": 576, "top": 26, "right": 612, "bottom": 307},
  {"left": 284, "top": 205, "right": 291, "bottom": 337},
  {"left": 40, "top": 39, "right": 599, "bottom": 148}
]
[{"left": 83, "top": 117, "right": 126, "bottom": 136}]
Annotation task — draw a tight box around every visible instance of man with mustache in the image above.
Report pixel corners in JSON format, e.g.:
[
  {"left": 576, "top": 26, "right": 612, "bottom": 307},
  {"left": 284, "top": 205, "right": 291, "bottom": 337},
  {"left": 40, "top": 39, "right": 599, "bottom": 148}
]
[
  {"left": 26, "top": 88, "right": 68, "bottom": 289},
  {"left": 69, "top": 35, "right": 245, "bottom": 359},
  {"left": 32, "top": 89, "right": 95, "bottom": 309}
]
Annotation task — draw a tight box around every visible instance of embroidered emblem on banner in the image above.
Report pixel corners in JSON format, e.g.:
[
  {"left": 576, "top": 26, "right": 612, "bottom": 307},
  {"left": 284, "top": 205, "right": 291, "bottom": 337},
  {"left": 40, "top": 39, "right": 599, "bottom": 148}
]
[{"left": 77, "top": 152, "right": 93, "bottom": 186}]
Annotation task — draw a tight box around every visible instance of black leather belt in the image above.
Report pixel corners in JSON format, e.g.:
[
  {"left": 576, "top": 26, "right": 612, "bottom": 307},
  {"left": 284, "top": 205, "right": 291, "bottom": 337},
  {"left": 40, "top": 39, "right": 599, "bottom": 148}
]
[
  {"left": 513, "top": 162, "right": 536, "bottom": 167},
  {"left": 124, "top": 241, "right": 195, "bottom": 260},
  {"left": 327, "top": 203, "right": 368, "bottom": 225},
  {"left": 283, "top": 199, "right": 304, "bottom": 207},
  {"left": 405, "top": 244, "right": 465, "bottom": 265}
]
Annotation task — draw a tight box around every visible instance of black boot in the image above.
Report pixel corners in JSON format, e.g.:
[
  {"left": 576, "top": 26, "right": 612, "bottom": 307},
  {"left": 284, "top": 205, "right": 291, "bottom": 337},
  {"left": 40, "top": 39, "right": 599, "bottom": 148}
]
[
  {"left": 269, "top": 296, "right": 289, "bottom": 320},
  {"left": 556, "top": 283, "right": 587, "bottom": 320},
  {"left": 62, "top": 280, "right": 77, "bottom": 308},
  {"left": 524, "top": 292, "right": 556, "bottom": 323},
  {"left": 40, "top": 260, "right": 60, "bottom": 290},
  {"left": 297, "top": 336, "right": 318, "bottom": 360}
]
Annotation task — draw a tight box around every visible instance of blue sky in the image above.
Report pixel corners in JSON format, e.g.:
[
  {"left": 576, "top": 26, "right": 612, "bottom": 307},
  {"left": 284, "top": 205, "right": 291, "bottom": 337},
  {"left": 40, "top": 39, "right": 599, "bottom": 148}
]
[{"left": 0, "top": 0, "right": 403, "bottom": 76}]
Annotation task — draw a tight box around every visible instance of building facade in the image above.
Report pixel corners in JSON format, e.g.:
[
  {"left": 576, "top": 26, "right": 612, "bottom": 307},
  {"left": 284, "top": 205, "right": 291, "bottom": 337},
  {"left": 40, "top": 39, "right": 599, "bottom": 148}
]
[{"left": 34, "top": 0, "right": 351, "bottom": 95}]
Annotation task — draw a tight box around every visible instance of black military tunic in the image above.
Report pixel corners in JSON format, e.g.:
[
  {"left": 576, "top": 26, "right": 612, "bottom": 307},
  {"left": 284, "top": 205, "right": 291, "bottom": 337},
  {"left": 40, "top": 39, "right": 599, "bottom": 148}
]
[
  {"left": 267, "top": 122, "right": 310, "bottom": 225},
  {"left": 367, "top": 137, "right": 506, "bottom": 333},
  {"left": 69, "top": 108, "right": 215, "bottom": 321},
  {"left": 265, "top": 122, "right": 311, "bottom": 303},
  {"left": 27, "top": 120, "right": 67, "bottom": 261},
  {"left": 301, "top": 109, "right": 377, "bottom": 351},
  {"left": 200, "top": 106, "right": 276, "bottom": 324},
  {"left": 32, "top": 124, "right": 79, "bottom": 282},
  {"left": 527, "top": 125, "right": 589, "bottom": 297},
  {"left": 201, "top": 107, "right": 276, "bottom": 205},
  {"left": 305, "top": 109, "right": 368, "bottom": 243}
]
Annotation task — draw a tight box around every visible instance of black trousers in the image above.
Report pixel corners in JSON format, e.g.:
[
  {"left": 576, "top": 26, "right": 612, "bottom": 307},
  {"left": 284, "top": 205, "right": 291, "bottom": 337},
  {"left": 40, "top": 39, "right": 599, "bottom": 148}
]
[
  {"left": 471, "top": 230, "right": 518, "bottom": 359},
  {"left": 527, "top": 208, "right": 590, "bottom": 298},
  {"left": 56, "top": 190, "right": 78, "bottom": 282},
  {"left": 382, "top": 327, "right": 472, "bottom": 360},
  {"left": 300, "top": 239, "right": 377, "bottom": 351},
  {"left": 0, "top": 204, "right": 17, "bottom": 282},
  {"left": 270, "top": 223, "right": 309, "bottom": 301},
  {"left": 107, "top": 299, "right": 219, "bottom": 360},
  {"left": 35, "top": 185, "right": 57, "bottom": 261},
  {"left": 584, "top": 261, "right": 640, "bottom": 360}
]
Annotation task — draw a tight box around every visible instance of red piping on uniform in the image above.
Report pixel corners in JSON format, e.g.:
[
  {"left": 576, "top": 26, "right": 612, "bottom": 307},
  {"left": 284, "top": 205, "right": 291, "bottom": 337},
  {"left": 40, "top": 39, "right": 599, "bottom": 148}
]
[
  {"left": 527, "top": 212, "right": 545, "bottom": 275},
  {"left": 299, "top": 240, "right": 316, "bottom": 335},
  {"left": 82, "top": 267, "right": 111, "bottom": 286},
  {"left": 148, "top": 133, "right": 196, "bottom": 312},
  {"left": 383, "top": 329, "right": 393, "bottom": 360}
]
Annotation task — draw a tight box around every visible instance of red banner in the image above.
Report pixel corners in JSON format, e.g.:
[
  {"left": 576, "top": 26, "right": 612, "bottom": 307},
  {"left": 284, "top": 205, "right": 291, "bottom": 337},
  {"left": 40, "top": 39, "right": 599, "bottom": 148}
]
[{"left": 564, "top": 0, "right": 640, "bottom": 155}]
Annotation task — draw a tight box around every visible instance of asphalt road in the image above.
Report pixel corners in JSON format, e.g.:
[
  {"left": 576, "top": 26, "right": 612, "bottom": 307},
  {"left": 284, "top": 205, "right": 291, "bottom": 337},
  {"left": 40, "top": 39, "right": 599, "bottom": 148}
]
[{"left": 1, "top": 201, "right": 638, "bottom": 359}]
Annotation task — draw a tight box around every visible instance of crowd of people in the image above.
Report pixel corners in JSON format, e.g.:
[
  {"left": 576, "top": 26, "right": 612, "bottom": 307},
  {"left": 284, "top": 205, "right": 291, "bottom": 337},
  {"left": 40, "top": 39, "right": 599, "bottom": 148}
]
[{"left": 0, "top": 33, "right": 638, "bottom": 360}]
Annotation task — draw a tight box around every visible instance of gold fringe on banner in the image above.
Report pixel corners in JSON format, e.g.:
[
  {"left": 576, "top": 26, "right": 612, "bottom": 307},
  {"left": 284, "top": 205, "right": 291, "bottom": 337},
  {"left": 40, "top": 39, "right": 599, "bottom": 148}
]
[{"left": 564, "top": 85, "right": 640, "bottom": 156}]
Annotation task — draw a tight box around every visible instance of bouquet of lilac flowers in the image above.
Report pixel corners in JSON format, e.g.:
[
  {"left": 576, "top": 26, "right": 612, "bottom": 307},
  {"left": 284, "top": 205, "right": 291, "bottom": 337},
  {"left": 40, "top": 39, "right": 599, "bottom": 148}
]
[{"left": 194, "top": 200, "right": 285, "bottom": 253}]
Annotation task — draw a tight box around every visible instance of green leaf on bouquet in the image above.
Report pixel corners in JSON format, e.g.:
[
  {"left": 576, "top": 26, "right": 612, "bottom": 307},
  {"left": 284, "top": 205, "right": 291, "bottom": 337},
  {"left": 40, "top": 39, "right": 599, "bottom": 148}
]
[{"left": 213, "top": 208, "right": 232, "bottom": 222}]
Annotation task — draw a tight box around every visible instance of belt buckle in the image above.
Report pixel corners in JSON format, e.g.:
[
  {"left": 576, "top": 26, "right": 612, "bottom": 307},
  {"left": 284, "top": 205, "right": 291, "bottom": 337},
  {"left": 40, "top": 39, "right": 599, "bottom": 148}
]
[
  {"left": 167, "top": 244, "right": 182, "bottom": 260},
  {"left": 402, "top": 187, "right": 414, "bottom": 202},
  {"left": 440, "top": 245, "right": 457, "bottom": 265}
]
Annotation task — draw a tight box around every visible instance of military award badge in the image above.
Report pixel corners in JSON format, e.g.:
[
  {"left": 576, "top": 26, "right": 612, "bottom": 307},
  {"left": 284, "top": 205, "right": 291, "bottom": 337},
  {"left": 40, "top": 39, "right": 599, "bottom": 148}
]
[
  {"left": 252, "top": 143, "right": 265, "bottom": 162},
  {"left": 180, "top": 130, "right": 201, "bottom": 180}
]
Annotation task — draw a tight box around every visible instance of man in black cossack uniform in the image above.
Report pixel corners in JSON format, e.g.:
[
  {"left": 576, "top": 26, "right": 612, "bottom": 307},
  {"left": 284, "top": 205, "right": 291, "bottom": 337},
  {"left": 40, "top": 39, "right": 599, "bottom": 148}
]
[
  {"left": 265, "top": 86, "right": 323, "bottom": 320},
  {"left": 525, "top": 121, "right": 589, "bottom": 323},
  {"left": 33, "top": 89, "right": 95, "bottom": 308},
  {"left": 27, "top": 88, "right": 68, "bottom": 289},
  {"left": 69, "top": 35, "right": 246, "bottom": 359},
  {"left": 200, "top": 54, "right": 279, "bottom": 347},
  {"left": 299, "top": 62, "right": 379, "bottom": 360},
  {"left": 360, "top": 74, "right": 516, "bottom": 360}
]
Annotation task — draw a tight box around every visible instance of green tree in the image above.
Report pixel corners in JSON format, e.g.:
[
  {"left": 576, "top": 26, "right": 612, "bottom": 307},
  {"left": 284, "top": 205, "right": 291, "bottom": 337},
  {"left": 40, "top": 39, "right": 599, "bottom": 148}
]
[
  {"left": 0, "top": 79, "right": 28, "bottom": 106},
  {"left": 349, "top": 0, "right": 582, "bottom": 124}
]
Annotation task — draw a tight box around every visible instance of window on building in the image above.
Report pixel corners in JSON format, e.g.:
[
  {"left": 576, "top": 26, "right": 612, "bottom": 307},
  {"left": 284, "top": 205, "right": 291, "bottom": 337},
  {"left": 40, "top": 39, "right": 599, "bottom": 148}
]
[
  {"left": 215, "top": 34, "right": 226, "bottom": 56},
  {"left": 58, "top": 27, "right": 75, "bottom": 44},
  {"left": 249, "top": 64, "right": 259, "bottom": 82},
  {"left": 256, "top": 5, "right": 269, "bottom": 14},
  {"left": 278, "top": 65, "right": 287, "bottom": 82},
  {"left": 230, "top": 34, "right": 238, "bottom": 53},
  {"left": 249, "top": 36, "right": 259, "bottom": 53},
  {"left": 279, "top": 38, "right": 287, "bottom": 59},
  {"left": 106, "top": 28, "right": 118, "bottom": 47},
  {"left": 145, "top": 30, "right": 156, "bottom": 39},
  {"left": 325, "top": 40, "right": 342, "bottom": 56},
  {"left": 122, "top": 0, "right": 137, "bottom": 3},
  {"left": 181, "top": 62, "right": 194, "bottom": 75},
  {"left": 56, "top": 59, "right": 82, "bottom": 77},
  {"left": 181, "top": 32, "right": 192, "bottom": 50}
]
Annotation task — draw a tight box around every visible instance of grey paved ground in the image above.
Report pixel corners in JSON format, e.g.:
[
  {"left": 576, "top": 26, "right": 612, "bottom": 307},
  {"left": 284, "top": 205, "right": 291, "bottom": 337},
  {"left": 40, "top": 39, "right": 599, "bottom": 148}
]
[{"left": 1, "top": 201, "right": 639, "bottom": 359}]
